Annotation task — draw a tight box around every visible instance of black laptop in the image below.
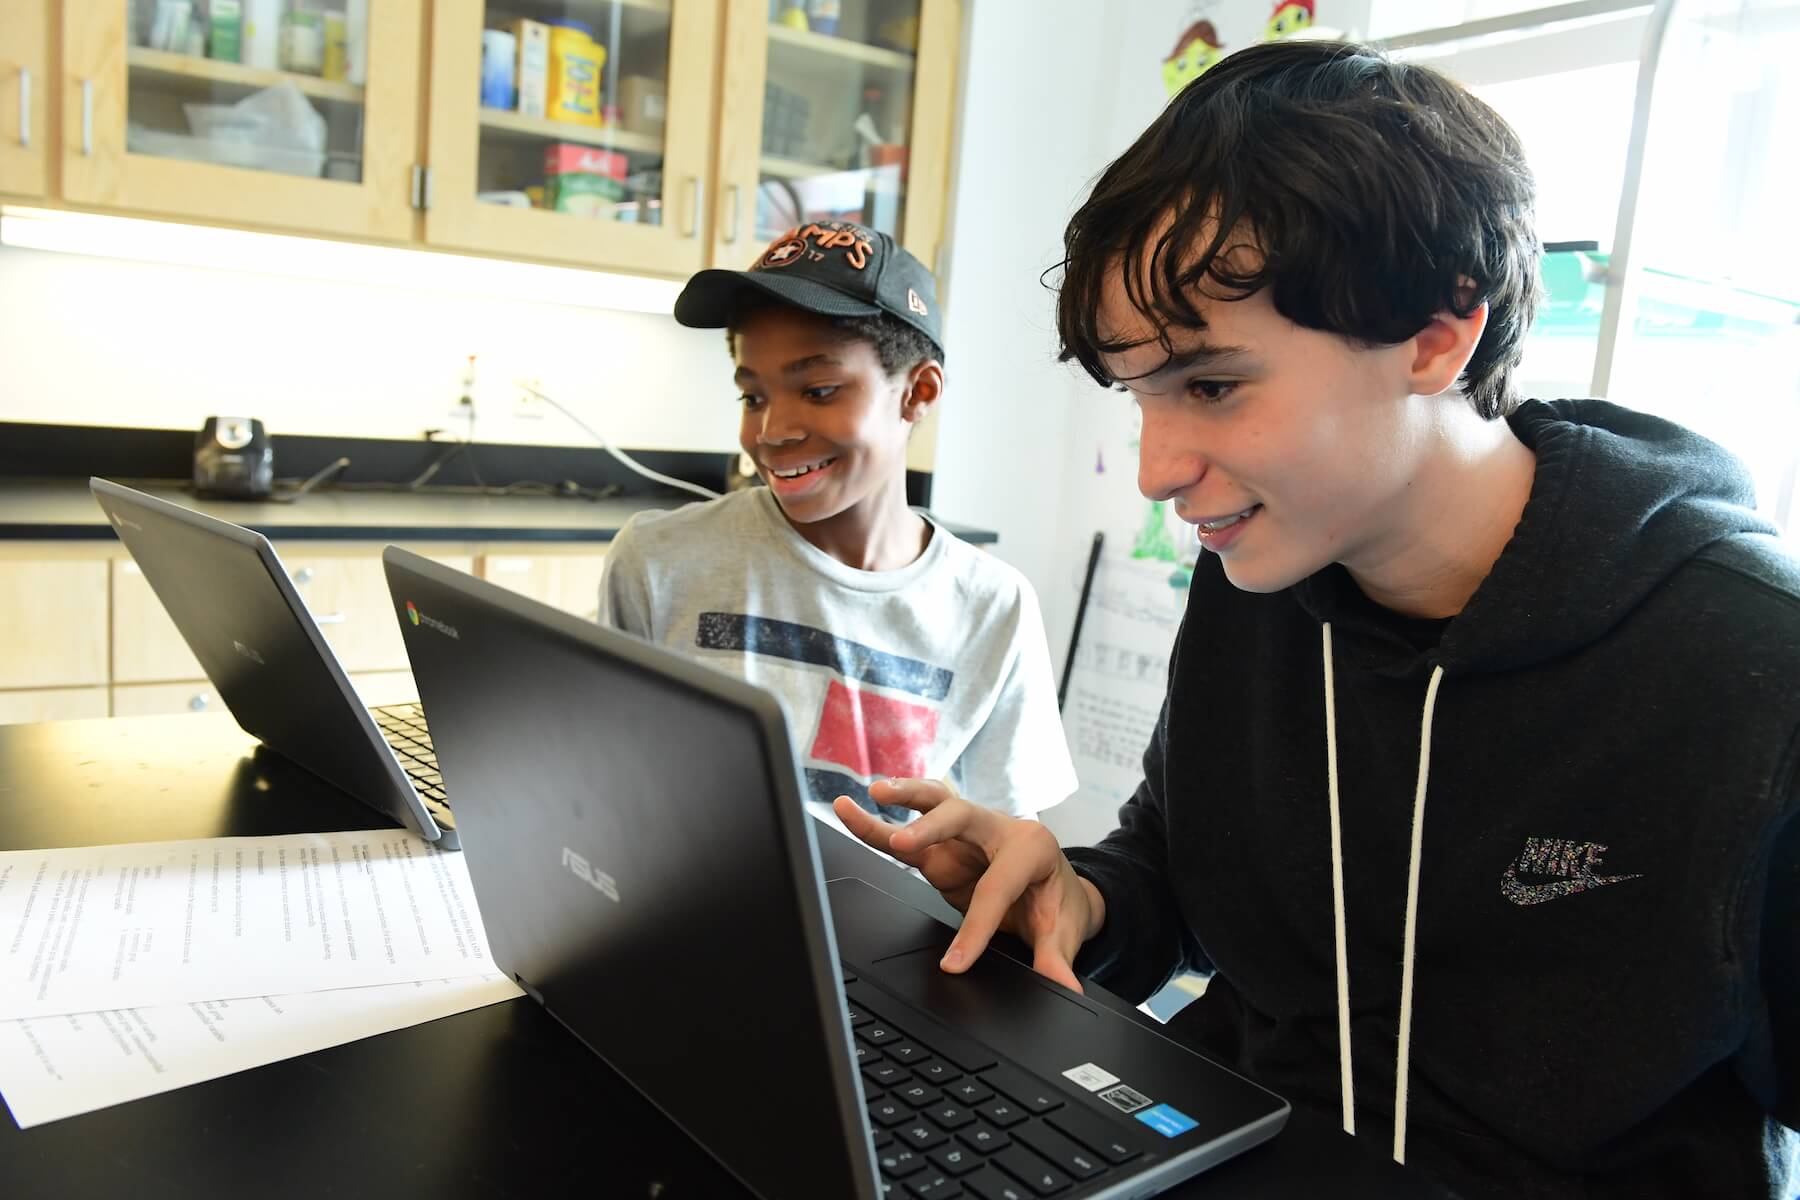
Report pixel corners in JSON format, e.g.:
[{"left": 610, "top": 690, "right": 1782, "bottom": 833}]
[
  {"left": 383, "top": 546, "right": 1287, "bottom": 1200},
  {"left": 90, "top": 479, "right": 455, "bottom": 847}
]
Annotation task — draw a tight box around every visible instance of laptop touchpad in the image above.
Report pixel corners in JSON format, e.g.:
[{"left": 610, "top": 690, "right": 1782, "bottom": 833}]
[{"left": 869, "top": 944, "right": 1097, "bottom": 1065}]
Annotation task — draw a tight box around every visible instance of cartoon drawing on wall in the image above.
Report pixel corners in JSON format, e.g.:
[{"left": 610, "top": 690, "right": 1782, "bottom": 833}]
[
  {"left": 1131, "top": 500, "right": 1200, "bottom": 590},
  {"left": 1266, "top": 0, "right": 1315, "bottom": 40},
  {"left": 1162, "top": 16, "right": 1226, "bottom": 98},
  {"left": 1132, "top": 500, "right": 1180, "bottom": 564}
]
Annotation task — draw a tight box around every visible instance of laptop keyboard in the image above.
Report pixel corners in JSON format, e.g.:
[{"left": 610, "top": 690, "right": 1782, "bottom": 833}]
[
  {"left": 371, "top": 703, "right": 453, "bottom": 827},
  {"left": 844, "top": 974, "right": 1143, "bottom": 1198}
]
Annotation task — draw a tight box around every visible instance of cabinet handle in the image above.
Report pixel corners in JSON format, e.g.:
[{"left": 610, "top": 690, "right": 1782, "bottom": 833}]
[
  {"left": 80, "top": 79, "right": 93, "bottom": 156},
  {"left": 723, "top": 183, "right": 741, "bottom": 245},
  {"left": 313, "top": 612, "right": 347, "bottom": 625},
  {"left": 294, "top": 566, "right": 315, "bottom": 584},
  {"left": 683, "top": 176, "right": 702, "bottom": 240},
  {"left": 16, "top": 69, "right": 27, "bottom": 148},
  {"left": 189, "top": 693, "right": 211, "bottom": 712}
]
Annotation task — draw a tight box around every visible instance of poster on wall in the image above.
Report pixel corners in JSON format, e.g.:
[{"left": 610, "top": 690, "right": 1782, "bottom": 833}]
[
  {"left": 1161, "top": 0, "right": 1354, "bottom": 98},
  {"left": 1058, "top": 407, "right": 1200, "bottom": 813}
]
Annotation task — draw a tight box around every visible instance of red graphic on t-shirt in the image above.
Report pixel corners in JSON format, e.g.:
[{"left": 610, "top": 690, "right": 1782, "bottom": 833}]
[{"left": 810, "top": 679, "right": 938, "bottom": 780}]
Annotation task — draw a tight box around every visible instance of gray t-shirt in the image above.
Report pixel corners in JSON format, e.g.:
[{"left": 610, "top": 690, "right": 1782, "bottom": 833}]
[{"left": 599, "top": 489, "right": 1077, "bottom": 827}]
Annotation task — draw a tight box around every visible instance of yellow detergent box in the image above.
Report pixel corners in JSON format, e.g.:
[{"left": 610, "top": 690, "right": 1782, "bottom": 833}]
[
  {"left": 544, "top": 143, "right": 627, "bottom": 216},
  {"left": 510, "top": 19, "right": 549, "bottom": 118},
  {"left": 546, "top": 20, "right": 605, "bottom": 126}
]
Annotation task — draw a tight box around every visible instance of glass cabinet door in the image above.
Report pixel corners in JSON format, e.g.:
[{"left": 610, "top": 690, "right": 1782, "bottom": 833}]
[
  {"left": 0, "top": 1, "right": 49, "bottom": 199},
  {"left": 712, "top": 0, "right": 957, "bottom": 271},
  {"left": 62, "top": 1, "right": 422, "bottom": 240},
  {"left": 423, "top": 0, "right": 721, "bottom": 277}
]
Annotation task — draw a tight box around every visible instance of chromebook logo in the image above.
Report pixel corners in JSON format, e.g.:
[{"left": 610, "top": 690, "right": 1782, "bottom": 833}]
[{"left": 405, "top": 601, "right": 460, "bottom": 640}]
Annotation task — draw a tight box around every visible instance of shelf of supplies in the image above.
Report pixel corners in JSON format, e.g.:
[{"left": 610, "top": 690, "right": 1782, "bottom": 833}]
[
  {"left": 508, "top": 0, "right": 672, "bottom": 15},
  {"left": 766, "top": 25, "right": 915, "bottom": 72},
  {"left": 479, "top": 109, "right": 662, "bottom": 155},
  {"left": 127, "top": 46, "right": 364, "bottom": 104},
  {"left": 759, "top": 154, "right": 847, "bottom": 179},
  {"left": 759, "top": 156, "right": 904, "bottom": 189}
]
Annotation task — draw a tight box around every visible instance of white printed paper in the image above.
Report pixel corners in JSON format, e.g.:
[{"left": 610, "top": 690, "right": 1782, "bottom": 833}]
[
  {"left": 0, "top": 973, "right": 523, "bottom": 1129},
  {"left": 0, "top": 831, "right": 499, "bottom": 1019}
]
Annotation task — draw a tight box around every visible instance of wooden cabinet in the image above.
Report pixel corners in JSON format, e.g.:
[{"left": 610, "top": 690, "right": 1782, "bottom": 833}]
[
  {"left": 477, "top": 550, "right": 609, "bottom": 621},
  {"left": 59, "top": 0, "right": 423, "bottom": 241},
  {"left": 0, "top": 559, "right": 109, "bottom": 689},
  {"left": 423, "top": 0, "right": 722, "bottom": 277},
  {"left": 710, "top": 0, "right": 959, "bottom": 271},
  {"left": 0, "top": 687, "right": 109, "bottom": 724},
  {"left": 0, "top": 0, "right": 49, "bottom": 198},
  {"left": 110, "top": 548, "right": 474, "bottom": 682},
  {"left": 27, "top": 2, "right": 961, "bottom": 280},
  {"left": 0, "top": 542, "right": 603, "bottom": 723},
  {"left": 111, "top": 679, "right": 221, "bottom": 717}
]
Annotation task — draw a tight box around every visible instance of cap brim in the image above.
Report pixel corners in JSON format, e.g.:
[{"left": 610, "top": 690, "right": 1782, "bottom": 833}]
[{"left": 674, "top": 269, "right": 883, "bottom": 329}]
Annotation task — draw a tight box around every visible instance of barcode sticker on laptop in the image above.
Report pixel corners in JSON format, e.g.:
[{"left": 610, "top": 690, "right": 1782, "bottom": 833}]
[{"left": 1062, "top": 1062, "right": 1121, "bottom": 1092}]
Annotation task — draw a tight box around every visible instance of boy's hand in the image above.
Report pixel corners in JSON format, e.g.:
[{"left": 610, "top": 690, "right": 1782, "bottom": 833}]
[{"left": 832, "top": 780, "right": 1105, "bottom": 994}]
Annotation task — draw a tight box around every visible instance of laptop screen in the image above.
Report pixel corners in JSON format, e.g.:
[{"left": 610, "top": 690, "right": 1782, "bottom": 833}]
[{"left": 384, "top": 548, "right": 879, "bottom": 1200}]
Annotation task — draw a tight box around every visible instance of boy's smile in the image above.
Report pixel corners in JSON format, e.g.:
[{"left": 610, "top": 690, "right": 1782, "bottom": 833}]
[{"left": 764, "top": 453, "right": 841, "bottom": 497}]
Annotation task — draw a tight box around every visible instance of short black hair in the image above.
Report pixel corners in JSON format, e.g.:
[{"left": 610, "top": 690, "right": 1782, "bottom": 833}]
[
  {"left": 726, "top": 301, "right": 943, "bottom": 377},
  {"left": 1056, "top": 40, "right": 1541, "bottom": 420}
]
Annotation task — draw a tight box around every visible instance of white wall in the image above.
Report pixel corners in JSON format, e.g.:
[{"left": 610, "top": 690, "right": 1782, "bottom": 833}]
[{"left": 0, "top": 240, "right": 735, "bottom": 452}]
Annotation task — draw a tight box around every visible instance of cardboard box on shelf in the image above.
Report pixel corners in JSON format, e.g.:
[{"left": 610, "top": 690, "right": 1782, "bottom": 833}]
[
  {"left": 511, "top": 19, "right": 550, "bottom": 119},
  {"left": 618, "top": 75, "right": 667, "bottom": 138},
  {"left": 544, "top": 144, "right": 629, "bottom": 216}
]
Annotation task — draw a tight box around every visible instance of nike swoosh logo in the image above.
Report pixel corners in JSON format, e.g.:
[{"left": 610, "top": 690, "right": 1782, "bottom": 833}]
[{"left": 1500, "top": 865, "right": 1644, "bottom": 907}]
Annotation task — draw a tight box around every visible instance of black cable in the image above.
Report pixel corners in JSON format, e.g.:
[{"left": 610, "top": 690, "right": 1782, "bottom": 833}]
[
  {"left": 1058, "top": 531, "right": 1105, "bottom": 711},
  {"left": 271, "top": 456, "right": 352, "bottom": 504}
]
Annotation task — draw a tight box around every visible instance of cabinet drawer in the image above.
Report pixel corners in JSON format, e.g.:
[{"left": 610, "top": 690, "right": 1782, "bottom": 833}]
[
  {"left": 0, "top": 686, "right": 110, "bottom": 725},
  {"left": 348, "top": 670, "right": 420, "bottom": 708},
  {"left": 288, "top": 553, "right": 473, "bottom": 673},
  {"left": 0, "top": 559, "right": 109, "bottom": 688},
  {"left": 111, "top": 552, "right": 473, "bottom": 681},
  {"left": 111, "top": 680, "right": 219, "bottom": 718},
  {"left": 479, "top": 552, "right": 609, "bottom": 621}
]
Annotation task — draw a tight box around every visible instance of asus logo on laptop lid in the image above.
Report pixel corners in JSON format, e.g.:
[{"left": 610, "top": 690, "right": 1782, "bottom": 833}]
[{"left": 562, "top": 847, "right": 620, "bottom": 902}]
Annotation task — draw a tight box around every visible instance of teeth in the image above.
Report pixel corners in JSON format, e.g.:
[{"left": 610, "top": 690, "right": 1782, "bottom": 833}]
[
  {"left": 1199, "top": 506, "right": 1258, "bottom": 533},
  {"left": 772, "top": 458, "right": 835, "bottom": 479}
]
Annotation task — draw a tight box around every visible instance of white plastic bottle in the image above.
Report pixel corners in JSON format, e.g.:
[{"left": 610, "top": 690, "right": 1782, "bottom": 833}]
[
  {"left": 242, "top": 0, "right": 282, "bottom": 70},
  {"left": 345, "top": 0, "right": 369, "bottom": 85}
]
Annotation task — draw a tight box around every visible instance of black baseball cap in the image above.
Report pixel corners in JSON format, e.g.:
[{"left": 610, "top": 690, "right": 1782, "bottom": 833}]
[{"left": 674, "top": 220, "right": 944, "bottom": 361}]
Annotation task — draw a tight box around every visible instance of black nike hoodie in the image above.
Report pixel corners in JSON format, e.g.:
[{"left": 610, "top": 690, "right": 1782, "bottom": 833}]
[{"left": 1066, "top": 400, "right": 1800, "bottom": 1198}]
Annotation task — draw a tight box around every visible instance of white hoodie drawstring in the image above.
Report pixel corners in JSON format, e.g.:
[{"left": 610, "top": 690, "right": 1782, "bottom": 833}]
[
  {"left": 1320, "top": 622, "right": 1357, "bottom": 1136},
  {"left": 1321, "top": 621, "right": 1446, "bottom": 1165}
]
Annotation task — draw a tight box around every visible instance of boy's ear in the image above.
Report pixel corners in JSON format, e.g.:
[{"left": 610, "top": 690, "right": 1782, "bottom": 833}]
[
  {"left": 1407, "top": 286, "right": 1489, "bottom": 398},
  {"left": 900, "top": 360, "right": 945, "bottom": 424}
]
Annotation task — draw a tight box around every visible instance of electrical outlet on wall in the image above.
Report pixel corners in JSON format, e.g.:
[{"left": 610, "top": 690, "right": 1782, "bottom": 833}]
[
  {"left": 514, "top": 377, "right": 547, "bottom": 420},
  {"left": 447, "top": 354, "right": 479, "bottom": 430}
]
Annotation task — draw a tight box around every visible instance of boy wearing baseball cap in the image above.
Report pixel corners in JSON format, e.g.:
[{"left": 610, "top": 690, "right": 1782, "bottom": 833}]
[{"left": 599, "top": 221, "right": 1077, "bottom": 828}]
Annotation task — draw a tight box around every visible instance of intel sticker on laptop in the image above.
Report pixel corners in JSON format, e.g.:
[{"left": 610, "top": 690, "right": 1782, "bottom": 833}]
[
  {"left": 1098, "top": 1083, "right": 1152, "bottom": 1114},
  {"left": 1136, "top": 1103, "right": 1200, "bottom": 1138}
]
